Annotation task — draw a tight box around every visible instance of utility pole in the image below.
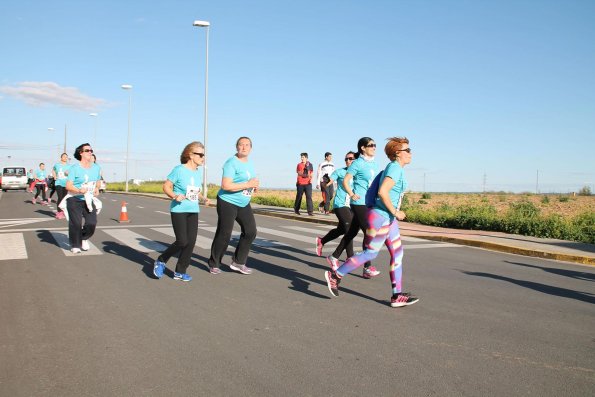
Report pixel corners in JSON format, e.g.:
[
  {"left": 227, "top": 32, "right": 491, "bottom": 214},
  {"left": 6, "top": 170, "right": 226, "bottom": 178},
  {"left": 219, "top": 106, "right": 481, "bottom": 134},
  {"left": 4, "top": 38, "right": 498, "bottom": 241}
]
[{"left": 483, "top": 173, "right": 487, "bottom": 193}]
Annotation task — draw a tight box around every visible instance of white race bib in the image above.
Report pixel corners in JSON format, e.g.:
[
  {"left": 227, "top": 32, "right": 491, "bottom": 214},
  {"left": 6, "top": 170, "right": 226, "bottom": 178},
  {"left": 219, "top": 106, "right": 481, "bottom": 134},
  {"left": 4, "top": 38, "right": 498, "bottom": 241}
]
[
  {"left": 186, "top": 185, "right": 200, "bottom": 202},
  {"left": 242, "top": 188, "right": 254, "bottom": 197},
  {"left": 82, "top": 181, "right": 96, "bottom": 198},
  {"left": 57, "top": 171, "right": 66, "bottom": 179}
]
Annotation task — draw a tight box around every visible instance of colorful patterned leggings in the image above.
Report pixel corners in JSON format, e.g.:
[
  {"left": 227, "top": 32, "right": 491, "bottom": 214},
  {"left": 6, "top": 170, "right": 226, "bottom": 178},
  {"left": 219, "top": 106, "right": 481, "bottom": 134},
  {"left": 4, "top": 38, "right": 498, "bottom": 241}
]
[{"left": 336, "top": 208, "right": 404, "bottom": 295}]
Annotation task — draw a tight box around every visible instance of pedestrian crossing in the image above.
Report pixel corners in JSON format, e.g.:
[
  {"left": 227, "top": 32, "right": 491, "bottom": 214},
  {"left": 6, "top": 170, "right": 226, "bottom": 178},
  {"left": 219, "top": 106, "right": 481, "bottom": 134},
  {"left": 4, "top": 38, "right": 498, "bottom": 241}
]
[{"left": 0, "top": 222, "right": 458, "bottom": 261}]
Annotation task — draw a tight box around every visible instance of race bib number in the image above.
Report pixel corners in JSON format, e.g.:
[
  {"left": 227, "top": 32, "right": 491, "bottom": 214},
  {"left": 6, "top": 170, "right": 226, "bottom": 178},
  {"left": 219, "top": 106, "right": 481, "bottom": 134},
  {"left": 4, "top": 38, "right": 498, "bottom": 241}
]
[
  {"left": 242, "top": 188, "right": 254, "bottom": 197},
  {"left": 82, "top": 181, "right": 96, "bottom": 198},
  {"left": 186, "top": 185, "right": 201, "bottom": 202},
  {"left": 57, "top": 171, "right": 66, "bottom": 179}
]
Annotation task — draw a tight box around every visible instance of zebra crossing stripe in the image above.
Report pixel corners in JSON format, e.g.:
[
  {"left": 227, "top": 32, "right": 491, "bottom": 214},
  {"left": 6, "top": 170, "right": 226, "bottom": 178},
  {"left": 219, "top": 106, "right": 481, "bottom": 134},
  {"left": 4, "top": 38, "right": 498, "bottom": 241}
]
[
  {"left": 0, "top": 233, "right": 27, "bottom": 260},
  {"left": 48, "top": 231, "right": 103, "bottom": 256},
  {"left": 102, "top": 229, "right": 168, "bottom": 253},
  {"left": 151, "top": 227, "right": 213, "bottom": 250},
  {"left": 199, "top": 226, "right": 288, "bottom": 248}
]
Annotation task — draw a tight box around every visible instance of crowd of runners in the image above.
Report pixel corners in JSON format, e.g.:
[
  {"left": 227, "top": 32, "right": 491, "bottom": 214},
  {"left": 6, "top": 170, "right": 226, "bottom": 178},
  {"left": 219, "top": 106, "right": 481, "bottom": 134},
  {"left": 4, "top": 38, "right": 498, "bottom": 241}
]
[{"left": 23, "top": 135, "right": 418, "bottom": 308}]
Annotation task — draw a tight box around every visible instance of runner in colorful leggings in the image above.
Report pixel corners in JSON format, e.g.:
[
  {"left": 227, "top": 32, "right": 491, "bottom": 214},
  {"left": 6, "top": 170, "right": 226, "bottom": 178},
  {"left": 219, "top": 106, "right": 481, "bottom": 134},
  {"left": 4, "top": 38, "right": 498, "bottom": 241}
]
[{"left": 324, "top": 136, "right": 419, "bottom": 308}]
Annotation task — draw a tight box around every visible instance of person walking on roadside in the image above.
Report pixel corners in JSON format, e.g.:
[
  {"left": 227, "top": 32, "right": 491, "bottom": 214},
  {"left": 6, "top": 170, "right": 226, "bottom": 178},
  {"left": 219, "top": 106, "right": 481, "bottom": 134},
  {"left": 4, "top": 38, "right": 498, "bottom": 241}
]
[
  {"left": 32, "top": 163, "right": 49, "bottom": 205},
  {"left": 52, "top": 153, "right": 71, "bottom": 219},
  {"left": 27, "top": 169, "right": 34, "bottom": 192},
  {"left": 294, "top": 152, "right": 314, "bottom": 216},
  {"left": 326, "top": 137, "right": 380, "bottom": 279},
  {"left": 315, "top": 152, "right": 356, "bottom": 259},
  {"left": 316, "top": 152, "right": 335, "bottom": 215},
  {"left": 208, "top": 137, "right": 259, "bottom": 275},
  {"left": 325, "top": 137, "right": 419, "bottom": 308},
  {"left": 153, "top": 141, "right": 209, "bottom": 282},
  {"left": 65, "top": 143, "right": 102, "bottom": 254}
]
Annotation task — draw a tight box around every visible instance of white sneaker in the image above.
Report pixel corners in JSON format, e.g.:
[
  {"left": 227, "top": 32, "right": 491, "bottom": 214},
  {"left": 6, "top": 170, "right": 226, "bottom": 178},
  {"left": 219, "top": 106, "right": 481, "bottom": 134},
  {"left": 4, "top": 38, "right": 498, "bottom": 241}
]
[
  {"left": 71, "top": 248, "right": 81, "bottom": 254},
  {"left": 81, "top": 240, "right": 90, "bottom": 251}
]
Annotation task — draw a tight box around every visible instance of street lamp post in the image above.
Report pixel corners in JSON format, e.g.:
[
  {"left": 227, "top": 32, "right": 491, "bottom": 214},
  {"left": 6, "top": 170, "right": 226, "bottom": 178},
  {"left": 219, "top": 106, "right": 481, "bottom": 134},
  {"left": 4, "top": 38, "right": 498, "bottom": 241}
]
[
  {"left": 121, "top": 84, "right": 133, "bottom": 192},
  {"left": 89, "top": 113, "right": 98, "bottom": 147},
  {"left": 193, "top": 19, "right": 210, "bottom": 198}
]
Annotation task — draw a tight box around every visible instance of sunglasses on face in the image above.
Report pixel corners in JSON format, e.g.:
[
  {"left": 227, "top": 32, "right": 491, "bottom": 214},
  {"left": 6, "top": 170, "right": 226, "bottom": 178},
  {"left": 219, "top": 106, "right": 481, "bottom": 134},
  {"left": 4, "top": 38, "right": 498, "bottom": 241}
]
[
  {"left": 193, "top": 152, "right": 205, "bottom": 158},
  {"left": 82, "top": 149, "right": 93, "bottom": 153},
  {"left": 396, "top": 148, "right": 412, "bottom": 153},
  {"left": 344, "top": 157, "right": 355, "bottom": 161},
  {"left": 365, "top": 143, "right": 376, "bottom": 148}
]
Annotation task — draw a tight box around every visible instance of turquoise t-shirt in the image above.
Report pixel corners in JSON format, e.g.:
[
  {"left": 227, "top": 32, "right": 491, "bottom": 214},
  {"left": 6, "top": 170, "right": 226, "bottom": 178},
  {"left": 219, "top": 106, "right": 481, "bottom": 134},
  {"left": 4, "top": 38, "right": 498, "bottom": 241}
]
[
  {"left": 374, "top": 161, "right": 408, "bottom": 219},
  {"left": 67, "top": 163, "right": 102, "bottom": 201},
  {"left": 217, "top": 156, "right": 256, "bottom": 208},
  {"left": 331, "top": 168, "right": 352, "bottom": 209},
  {"left": 53, "top": 162, "right": 71, "bottom": 187},
  {"left": 346, "top": 156, "right": 379, "bottom": 206},
  {"left": 167, "top": 164, "right": 203, "bottom": 213},
  {"left": 35, "top": 169, "right": 46, "bottom": 181}
]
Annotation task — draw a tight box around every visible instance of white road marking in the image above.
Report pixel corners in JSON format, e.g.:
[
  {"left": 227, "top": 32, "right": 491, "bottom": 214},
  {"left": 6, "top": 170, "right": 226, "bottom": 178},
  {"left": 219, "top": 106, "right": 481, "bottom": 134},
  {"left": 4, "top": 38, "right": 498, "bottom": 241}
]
[
  {"left": 155, "top": 211, "right": 170, "bottom": 215},
  {"left": 48, "top": 231, "right": 103, "bottom": 256},
  {"left": 0, "top": 233, "right": 28, "bottom": 260},
  {"left": 0, "top": 217, "right": 55, "bottom": 229},
  {"left": 102, "top": 229, "right": 167, "bottom": 253},
  {"left": 0, "top": 224, "right": 172, "bottom": 234},
  {"left": 200, "top": 226, "right": 288, "bottom": 248},
  {"left": 137, "top": 206, "right": 144, "bottom": 209},
  {"left": 151, "top": 227, "right": 213, "bottom": 250}
]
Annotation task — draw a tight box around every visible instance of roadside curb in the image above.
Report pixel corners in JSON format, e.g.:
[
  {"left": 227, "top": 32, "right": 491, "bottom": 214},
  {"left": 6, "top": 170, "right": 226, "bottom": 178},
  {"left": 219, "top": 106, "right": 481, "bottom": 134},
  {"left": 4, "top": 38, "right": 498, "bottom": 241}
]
[{"left": 106, "top": 191, "right": 594, "bottom": 266}]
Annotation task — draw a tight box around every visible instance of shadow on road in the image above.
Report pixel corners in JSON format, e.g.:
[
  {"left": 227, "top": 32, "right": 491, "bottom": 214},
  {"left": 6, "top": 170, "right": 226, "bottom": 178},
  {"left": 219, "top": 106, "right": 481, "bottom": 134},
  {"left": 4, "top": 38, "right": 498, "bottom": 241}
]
[
  {"left": 102, "top": 240, "right": 159, "bottom": 279},
  {"left": 504, "top": 260, "right": 595, "bottom": 282},
  {"left": 461, "top": 270, "right": 595, "bottom": 305}
]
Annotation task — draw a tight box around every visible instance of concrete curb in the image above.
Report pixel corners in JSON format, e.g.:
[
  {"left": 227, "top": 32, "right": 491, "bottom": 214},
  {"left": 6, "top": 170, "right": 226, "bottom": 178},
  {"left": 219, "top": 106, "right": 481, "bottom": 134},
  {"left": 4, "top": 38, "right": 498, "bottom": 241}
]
[{"left": 107, "top": 191, "right": 594, "bottom": 266}]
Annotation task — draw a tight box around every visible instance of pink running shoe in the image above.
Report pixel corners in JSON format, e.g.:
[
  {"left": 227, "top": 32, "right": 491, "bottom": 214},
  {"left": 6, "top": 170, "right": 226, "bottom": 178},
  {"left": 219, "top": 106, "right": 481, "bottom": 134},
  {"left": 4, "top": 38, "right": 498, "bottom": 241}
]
[
  {"left": 390, "top": 292, "right": 419, "bottom": 307},
  {"left": 315, "top": 237, "right": 323, "bottom": 257},
  {"left": 363, "top": 266, "right": 381, "bottom": 279},
  {"left": 326, "top": 255, "right": 340, "bottom": 272},
  {"left": 31, "top": 198, "right": 36, "bottom": 204}
]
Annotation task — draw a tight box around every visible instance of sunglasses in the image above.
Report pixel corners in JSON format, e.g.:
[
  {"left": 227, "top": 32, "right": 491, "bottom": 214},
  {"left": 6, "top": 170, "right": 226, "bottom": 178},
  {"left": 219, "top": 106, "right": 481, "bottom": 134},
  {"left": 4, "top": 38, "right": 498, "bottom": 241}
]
[
  {"left": 344, "top": 157, "right": 355, "bottom": 161},
  {"left": 82, "top": 149, "right": 94, "bottom": 153},
  {"left": 365, "top": 143, "right": 376, "bottom": 148},
  {"left": 193, "top": 152, "right": 205, "bottom": 158},
  {"left": 396, "top": 148, "right": 412, "bottom": 153}
]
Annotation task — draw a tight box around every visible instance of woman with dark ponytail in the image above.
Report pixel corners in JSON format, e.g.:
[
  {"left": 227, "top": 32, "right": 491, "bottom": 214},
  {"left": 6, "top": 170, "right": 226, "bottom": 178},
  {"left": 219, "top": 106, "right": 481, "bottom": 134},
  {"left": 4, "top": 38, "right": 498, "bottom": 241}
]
[{"left": 325, "top": 137, "right": 380, "bottom": 279}]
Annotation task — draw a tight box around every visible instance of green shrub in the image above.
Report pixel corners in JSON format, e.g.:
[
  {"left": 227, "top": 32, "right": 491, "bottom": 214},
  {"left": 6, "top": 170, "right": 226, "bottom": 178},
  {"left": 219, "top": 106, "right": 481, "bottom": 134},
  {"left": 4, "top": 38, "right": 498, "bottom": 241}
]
[
  {"left": 421, "top": 192, "right": 432, "bottom": 199},
  {"left": 541, "top": 195, "right": 550, "bottom": 204},
  {"left": 578, "top": 186, "right": 592, "bottom": 196},
  {"left": 559, "top": 196, "right": 570, "bottom": 203},
  {"left": 417, "top": 199, "right": 428, "bottom": 205}
]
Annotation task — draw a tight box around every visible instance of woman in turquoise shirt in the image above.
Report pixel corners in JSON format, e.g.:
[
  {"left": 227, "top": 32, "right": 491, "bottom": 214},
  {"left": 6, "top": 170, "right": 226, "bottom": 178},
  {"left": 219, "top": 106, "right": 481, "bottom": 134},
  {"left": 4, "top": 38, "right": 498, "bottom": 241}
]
[
  {"left": 153, "top": 141, "right": 209, "bottom": 282},
  {"left": 315, "top": 152, "right": 356, "bottom": 262},
  {"left": 327, "top": 137, "right": 380, "bottom": 279},
  {"left": 325, "top": 137, "right": 419, "bottom": 308},
  {"left": 32, "top": 163, "right": 48, "bottom": 205},
  {"left": 65, "top": 143, "right": 102, "bottom": 253},
  {"left": 208, "top": 137, "right": 259, "bottom": 275},
  {"left": 52, "top": 153, "right": 70, "bottom": 219}
]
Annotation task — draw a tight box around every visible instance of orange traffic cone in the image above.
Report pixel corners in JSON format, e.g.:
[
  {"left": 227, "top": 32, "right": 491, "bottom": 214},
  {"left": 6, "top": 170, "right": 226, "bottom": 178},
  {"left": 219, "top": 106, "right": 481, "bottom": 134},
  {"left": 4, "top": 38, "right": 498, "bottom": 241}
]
[{"left": 118, "top": 201, "right": 130, "bottom": 223}]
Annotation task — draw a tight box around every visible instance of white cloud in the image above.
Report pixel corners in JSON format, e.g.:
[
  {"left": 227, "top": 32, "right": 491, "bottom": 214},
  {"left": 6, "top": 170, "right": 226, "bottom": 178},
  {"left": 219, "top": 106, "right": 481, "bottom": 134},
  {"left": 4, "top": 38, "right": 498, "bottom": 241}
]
[{"left": 0, "top": 81, "right": 107, "bottom": 111}]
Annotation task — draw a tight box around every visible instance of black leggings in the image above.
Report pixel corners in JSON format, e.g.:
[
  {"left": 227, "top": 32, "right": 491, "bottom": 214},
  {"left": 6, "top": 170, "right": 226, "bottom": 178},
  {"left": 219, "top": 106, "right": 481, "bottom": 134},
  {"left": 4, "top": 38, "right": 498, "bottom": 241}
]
[
  {"left": 55, "top": 186, "right": 67, "bottom": 208},
  {"left": 321, "top": 206, "right": 354, "bottom": 258},
  {"left": 209, "top": 199, "right": 257, "bottom": 268},
  {"left": 66, "top": 198, "right": 97, "bottom": 249},
  {"left": 34, "top": 184, "right": 47, "bottom": 201},
  {"left": 158, "top": 212, "right": 198, "bottom": 274},
  {"left": 331, "top": 204, "right": 371, "bottom": 267}
]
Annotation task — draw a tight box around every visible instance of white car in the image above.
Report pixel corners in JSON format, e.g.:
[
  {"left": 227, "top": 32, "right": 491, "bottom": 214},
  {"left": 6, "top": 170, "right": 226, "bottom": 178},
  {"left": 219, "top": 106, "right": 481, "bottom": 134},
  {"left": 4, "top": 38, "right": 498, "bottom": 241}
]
[{"left": 1, "top": 166, "right": 28, "bottom": 191}]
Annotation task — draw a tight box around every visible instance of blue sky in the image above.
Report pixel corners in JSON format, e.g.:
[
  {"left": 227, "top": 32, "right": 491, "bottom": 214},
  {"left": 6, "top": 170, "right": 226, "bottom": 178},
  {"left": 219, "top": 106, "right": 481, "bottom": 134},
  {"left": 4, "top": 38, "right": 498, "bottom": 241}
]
[{"left": 1, "top": 0, "right": 594, "bottom": 193}]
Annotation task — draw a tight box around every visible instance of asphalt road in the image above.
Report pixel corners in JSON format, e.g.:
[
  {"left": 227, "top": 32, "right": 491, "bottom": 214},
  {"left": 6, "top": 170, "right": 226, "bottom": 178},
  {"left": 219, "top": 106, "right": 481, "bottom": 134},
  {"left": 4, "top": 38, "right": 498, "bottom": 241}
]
[{"left": 1, "top": 190, "right": 594, "bottom": 396}]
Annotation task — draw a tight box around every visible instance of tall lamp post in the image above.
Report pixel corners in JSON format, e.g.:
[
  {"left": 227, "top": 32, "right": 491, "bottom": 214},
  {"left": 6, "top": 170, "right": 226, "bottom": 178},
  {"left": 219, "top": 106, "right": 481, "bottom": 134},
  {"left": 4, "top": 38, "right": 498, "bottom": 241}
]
[
  {"left": 193, "top": 19, "right": 210, "bottom": 197},
  {"left": 121, "top": 84, "right": 133, "bottom": 192},
  {"left": 89, "top": 113, "right": 99, "bottom": 147}
]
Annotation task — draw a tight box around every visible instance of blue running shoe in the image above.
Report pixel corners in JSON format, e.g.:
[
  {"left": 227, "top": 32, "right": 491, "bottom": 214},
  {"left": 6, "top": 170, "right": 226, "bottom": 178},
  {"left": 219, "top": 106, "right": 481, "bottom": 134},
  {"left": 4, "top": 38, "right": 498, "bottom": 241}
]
[
  {"left": 153, "top": 259, "right": 165, "bottom": 279},
  {"left": 173, "top": 272, "right": 192, "bottom": 282}
]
